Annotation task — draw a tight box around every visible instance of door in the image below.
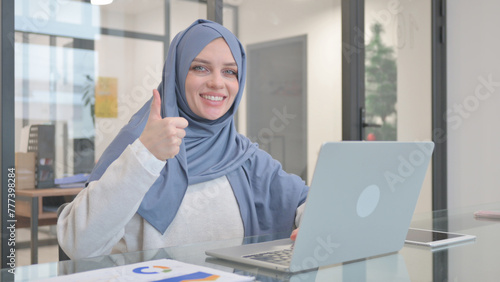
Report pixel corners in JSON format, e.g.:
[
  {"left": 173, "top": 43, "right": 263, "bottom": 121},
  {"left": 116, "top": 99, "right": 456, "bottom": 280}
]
[{"left": 364, "top": 0, "right": 432, "bottom": 143}]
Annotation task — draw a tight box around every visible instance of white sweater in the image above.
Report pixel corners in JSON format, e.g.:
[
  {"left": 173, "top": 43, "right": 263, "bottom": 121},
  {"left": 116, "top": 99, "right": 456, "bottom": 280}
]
[{"left": 57, "top": 139, "right": 304, "bottom": 259}]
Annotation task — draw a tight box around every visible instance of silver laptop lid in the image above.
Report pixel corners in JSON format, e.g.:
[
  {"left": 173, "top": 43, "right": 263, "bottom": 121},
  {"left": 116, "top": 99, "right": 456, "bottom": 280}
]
[{"left": 289, "top": 141, "right": 434, "bottom": 272}]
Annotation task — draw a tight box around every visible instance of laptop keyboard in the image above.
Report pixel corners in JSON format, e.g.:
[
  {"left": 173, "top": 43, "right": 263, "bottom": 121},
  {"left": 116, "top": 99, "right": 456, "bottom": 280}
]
[{"left": 242, "top": 248, "right": 293, "bottom": 266}]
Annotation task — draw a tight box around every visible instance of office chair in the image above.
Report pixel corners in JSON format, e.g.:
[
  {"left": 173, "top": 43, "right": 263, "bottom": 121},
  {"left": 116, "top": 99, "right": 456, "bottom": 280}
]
[{"left": 56, "top": 202, "right": 71, "bottom": 261}]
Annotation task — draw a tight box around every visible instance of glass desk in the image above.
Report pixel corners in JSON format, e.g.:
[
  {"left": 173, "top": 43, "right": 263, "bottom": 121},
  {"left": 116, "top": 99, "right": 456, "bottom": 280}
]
[{"left": 3, "top": 202, "right": 500, "bottom": 281}]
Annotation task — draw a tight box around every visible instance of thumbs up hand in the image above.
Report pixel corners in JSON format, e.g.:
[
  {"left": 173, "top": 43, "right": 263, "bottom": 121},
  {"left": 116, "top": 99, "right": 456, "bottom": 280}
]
[{"left": 139, "top": 89, "right": 189, "bottom": 161}]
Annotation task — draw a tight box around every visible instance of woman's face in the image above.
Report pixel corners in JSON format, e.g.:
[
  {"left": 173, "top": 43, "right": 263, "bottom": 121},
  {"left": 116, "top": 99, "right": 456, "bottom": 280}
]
[{"left": 185, "top": 38, "right": 239, "bottom": 120}]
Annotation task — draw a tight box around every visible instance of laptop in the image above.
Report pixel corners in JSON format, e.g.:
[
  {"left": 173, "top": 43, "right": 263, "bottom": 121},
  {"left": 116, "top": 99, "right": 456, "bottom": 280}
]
[{"left": 206, "top": 141, "right": 434, "bottom": 273}]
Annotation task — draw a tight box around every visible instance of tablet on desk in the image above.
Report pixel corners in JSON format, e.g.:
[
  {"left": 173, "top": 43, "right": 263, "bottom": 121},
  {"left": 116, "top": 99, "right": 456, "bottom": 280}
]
[{"left": 405, "top": 228, "right": 476, "bottom": 249}]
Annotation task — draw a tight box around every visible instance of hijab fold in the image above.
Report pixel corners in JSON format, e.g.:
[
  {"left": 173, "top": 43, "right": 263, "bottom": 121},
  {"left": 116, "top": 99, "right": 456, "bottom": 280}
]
[{"left": 88, "top": 19, "right": 308, "bottom": 235}]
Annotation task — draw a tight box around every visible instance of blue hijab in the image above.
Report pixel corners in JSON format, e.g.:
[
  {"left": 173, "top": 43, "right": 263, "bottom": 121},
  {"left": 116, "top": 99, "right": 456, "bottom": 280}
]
[{"left": 88, "top": 19, "right": 308, "bottom": 235}]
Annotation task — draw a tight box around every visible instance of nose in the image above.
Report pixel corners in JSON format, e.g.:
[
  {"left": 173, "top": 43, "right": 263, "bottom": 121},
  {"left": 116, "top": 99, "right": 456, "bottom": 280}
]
[{"left": 207, "top": 72, "right": 224, "bottom": 89}]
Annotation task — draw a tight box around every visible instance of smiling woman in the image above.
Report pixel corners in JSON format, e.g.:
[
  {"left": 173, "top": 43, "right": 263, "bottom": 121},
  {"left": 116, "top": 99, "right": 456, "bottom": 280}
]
[
  {"left": 185, "top": 38, "right": 239, "bottom": 121},
  {"left": 57, "top": 19, "right": 309, "bottom": 260}
]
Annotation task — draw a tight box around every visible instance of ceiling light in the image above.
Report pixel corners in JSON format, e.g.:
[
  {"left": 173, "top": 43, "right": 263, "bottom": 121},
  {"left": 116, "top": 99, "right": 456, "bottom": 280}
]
[{"left": 91, "top": 0, "right": 113, "bottom": 5}]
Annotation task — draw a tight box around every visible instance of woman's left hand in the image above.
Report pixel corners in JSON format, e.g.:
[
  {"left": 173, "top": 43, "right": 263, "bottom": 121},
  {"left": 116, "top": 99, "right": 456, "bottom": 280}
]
[{"left": 291, "top": 228, "right": 299, "bottom": 241}]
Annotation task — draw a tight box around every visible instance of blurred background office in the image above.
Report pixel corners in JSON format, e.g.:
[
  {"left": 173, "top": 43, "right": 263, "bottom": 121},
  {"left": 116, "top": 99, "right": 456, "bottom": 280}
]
[{"left": 1, "top": 0, "right": 499, "bottom": 269}]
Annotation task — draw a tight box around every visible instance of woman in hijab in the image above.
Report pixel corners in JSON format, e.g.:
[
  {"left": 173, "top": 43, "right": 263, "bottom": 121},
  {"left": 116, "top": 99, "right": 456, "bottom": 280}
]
[{"left": 57, "top": 19, "right": 309, "bottom": 260}]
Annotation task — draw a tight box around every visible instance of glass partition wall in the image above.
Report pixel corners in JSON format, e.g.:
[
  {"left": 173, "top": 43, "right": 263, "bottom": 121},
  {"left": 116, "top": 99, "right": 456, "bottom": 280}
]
[{"left": 15, "top": 0, "right": 167, "bottom": 178}]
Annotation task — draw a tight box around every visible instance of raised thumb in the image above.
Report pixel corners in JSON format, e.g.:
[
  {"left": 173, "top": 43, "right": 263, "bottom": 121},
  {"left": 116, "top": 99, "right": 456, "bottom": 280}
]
[{"left": 149, "top": 89, "right": 162, "bottom": 119}]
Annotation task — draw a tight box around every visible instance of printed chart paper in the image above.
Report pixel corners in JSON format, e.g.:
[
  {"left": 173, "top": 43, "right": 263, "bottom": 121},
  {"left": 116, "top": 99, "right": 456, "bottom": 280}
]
[{"left": 38, "top": 259, "right": 254, "bottom": 282}]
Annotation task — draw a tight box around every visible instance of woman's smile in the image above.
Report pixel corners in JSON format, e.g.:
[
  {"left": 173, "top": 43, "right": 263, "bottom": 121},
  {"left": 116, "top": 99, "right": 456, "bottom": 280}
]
[{"left": 200, "top": 93, "right": 226, "bottom": 102}]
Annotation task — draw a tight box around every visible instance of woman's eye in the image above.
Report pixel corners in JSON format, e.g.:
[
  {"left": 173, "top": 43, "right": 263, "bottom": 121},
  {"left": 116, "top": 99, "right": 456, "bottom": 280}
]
[
  {"left": 192, "top": 65, "right": 207, "bottom": 72},
  {"left": 224, "top": 69, "right": 238, "bottom": 76}
]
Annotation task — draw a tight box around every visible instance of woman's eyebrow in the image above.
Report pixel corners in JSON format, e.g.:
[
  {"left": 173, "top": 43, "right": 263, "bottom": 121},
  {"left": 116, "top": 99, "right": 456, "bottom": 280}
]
[
  {"left": 192, "top": 58, "right": 210, "bottom": 64},
  {"left": 192, "top": 58, "right": 237, "bottom": 67}
]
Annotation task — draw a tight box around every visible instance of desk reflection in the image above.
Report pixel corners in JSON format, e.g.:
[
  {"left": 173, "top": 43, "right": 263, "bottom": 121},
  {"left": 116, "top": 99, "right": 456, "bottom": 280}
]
[{"left": 205, "top": 252, "right": 409, "bottom": 282}]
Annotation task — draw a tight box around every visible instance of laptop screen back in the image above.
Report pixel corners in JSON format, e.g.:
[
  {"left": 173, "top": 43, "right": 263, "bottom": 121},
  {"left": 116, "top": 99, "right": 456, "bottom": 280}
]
[{"left": 289, "top": 141, "right": 434, "bottom": 272}]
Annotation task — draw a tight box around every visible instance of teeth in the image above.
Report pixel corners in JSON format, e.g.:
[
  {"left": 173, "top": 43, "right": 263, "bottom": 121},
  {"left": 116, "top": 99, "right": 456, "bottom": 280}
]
[{"left": 202, "top": 95, "right": 224, "bottom": 101}]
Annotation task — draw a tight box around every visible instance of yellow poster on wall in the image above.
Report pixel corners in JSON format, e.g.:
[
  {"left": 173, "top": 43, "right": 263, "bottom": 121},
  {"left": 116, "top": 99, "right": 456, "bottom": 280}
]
[{"left": 95, "top": 77, "right": 118, "bottom": 118}]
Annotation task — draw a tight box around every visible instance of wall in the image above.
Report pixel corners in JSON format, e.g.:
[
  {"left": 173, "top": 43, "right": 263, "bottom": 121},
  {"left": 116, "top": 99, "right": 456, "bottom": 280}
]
[
  {"left": 447, "top": 0, "right": 500, "bottom": 209},
  {"left": 447, "top": 0, "right": 500, "bottom": 273}
]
